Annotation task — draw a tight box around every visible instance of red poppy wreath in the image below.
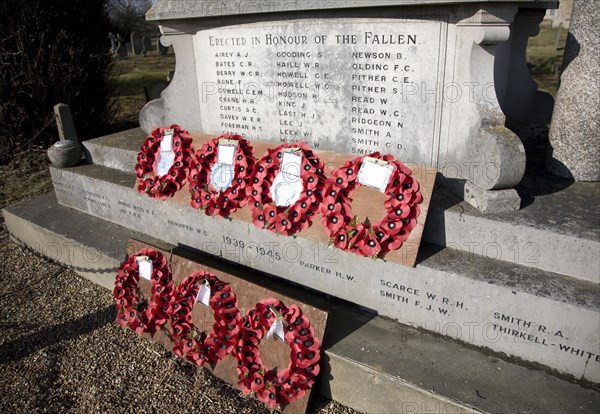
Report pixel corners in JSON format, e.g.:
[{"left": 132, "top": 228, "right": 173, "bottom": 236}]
[
  {"left": 320, "top": 153, "right": 422, "bottom": 258},
  {"left": 236, "top": 299, "right": 321, "bottom": 409},
  {"left": 246, "top": 143, "right": 325, "bottom": 236},
  {"left": 114, "top": 248, "right": 174, "bottom": 334},
  {"left": 135, "top": 125, "right": 194, "bottom": 200},
  {"left": 189, "top": 134, "right": 255, "bottom": 217},
  {"left": 169, "top": 271, "right": 241, "bottom": 366}
]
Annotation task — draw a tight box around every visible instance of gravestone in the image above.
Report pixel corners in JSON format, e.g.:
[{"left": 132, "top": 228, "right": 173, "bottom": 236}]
[
  {"left": 130, "top": 31, "right": 143, "bottom": 55},
  {"left": 141, "top": 0, "right": 557, "bottom": 213},
  {"left": 142, "top": 34, "right": 152, "bottom": 56},
  {"left": 546, "top": 0, "right": 600, "bottom": 181},
  {"left": 116, "top": 39, "right": 127, "bottom": 60},
  {"left": 125, "top": 42, "right": 133, "bottom": 55}
]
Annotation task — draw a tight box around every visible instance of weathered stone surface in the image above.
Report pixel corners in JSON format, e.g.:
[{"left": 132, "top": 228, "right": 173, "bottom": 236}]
[
  {"left": 53, "top": 103, "right": 78, "bottom": 142},
  {"left": 48, "top": 163, "right": 600, "bottom": 382},
  {"left": 546, "top": 0, "right": 600, "bottom": 181},
  {"left": 47, "top": 140, "right": 82, "bottom": 168},
  {"left": 141, "top": 1, "right": 559, "bottom": 212},
  {"left": 82, "top": 129, "right": 600, "bottom": 283},
  {"left": 6, "top": 192, "right": 599, "bottom": 412}
]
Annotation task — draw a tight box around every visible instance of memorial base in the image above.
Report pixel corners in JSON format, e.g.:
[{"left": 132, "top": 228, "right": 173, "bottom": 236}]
[
  {"left": 440, "top": 177, "right": 522, "bottom": 213},
  {"left": 3, "top": 192, "right": 599, "bottom": 413}
]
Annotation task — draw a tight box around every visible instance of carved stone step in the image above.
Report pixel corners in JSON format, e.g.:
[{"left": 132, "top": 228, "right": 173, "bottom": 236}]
[
  {"left": 82, "top": 129, "right": 600, "bottom": 282},
  {"left": 45, "top": 162, "right": 600, "bottom": 383},
  {"left": 3, "top": 192, "right": 599, "bottom": 413}
]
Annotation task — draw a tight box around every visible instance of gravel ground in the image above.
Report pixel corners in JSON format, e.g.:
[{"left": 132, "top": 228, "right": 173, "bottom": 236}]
[{"left": 0, "top": 218, "right": 359, "bottom": 414}]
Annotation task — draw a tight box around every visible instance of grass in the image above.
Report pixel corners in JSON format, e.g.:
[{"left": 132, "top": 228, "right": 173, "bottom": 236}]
[
  {"left": 111, "top": 53, "right": 176, "bottom": 126},
  {"left": 527, "top": 25, "right": 569, "bottom": 97}
]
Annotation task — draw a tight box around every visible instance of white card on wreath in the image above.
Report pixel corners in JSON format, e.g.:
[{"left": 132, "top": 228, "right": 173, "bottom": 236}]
[
  {"left": 155, "top": 151, "right": 175, "bottom": 177},
  {"left": 136, "top": 256, "right": 153, "bottom": 280},
  {"left": 266, "top": 318, "right": 286, "bottom": 342},
  {"left": 357, "top": 157, "right": 394, "bottom": 193},
  {"left": 160, "top": 129, "right": 174, "bottom": 152},
  {"left": 217, "top": 139, "right": 238, "bottom": 165},
  {"left": 280, "top": 149, "right": 302, "bottom": 180},
  {"left": 271, "top": 148, "right": 304, "bottom": 207},
  {"left": 196, "top": 282, "right": 211, "bottom": 307}
]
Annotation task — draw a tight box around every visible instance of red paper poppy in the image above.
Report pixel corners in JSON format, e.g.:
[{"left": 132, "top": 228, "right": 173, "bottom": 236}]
[
  {"left": 169, "top": 271, "right": 241, "bottom": 367},
  {"left": 235, "top": 299, "right": 321, "bottom": 410},
  {"left": 136, "top": 125, "right": 194, "bottom": 200},
  {"left": 246, "top": 143, "right": 325, "bottom": 236},
  {"left": 320, "top": 153, "right": 423, "bottom": 259},
  {"left": 189, "top": 134, "right": 256, "bottom": 218},
  {"left": 113, "top": 248, "right": 173, "bottom": 335}
]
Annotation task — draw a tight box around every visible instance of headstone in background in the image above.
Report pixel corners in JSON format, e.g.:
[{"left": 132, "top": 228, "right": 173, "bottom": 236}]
[
  {"left": 144, "top": 81, "right": 169, "bottom": 102},
  {"left": 167, "top": 70, "right": 175, "bottom": 82},
  {"left": 142, "top": 34, "right": 152, "bottom": 56},
  {"left": 125, "top": 42, "right": 133, "bottom": 55},
  {"left": 116, "top": 39, "right": 127, "bottom": 60},
  {"left": 130, "top": 31, "right": 143, "bottom": 55},
  {"left": 546, "top": 0, "right": 600, "bottom": 181}
]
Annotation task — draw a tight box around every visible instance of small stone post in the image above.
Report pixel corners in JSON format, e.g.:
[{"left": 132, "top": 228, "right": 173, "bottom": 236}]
[{"left": 53, "top": 103, "right": 78, "bottom": 142}]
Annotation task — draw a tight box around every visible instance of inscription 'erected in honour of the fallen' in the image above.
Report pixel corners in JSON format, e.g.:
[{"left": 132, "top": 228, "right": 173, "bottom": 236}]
[{"left": 195, "top": 21, "right": 444, "bottom": 165}]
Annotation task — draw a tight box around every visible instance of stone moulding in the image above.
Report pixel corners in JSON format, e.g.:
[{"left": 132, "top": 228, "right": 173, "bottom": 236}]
[{"left": 140, "top": 1, "right": 558, "bottom": 213}]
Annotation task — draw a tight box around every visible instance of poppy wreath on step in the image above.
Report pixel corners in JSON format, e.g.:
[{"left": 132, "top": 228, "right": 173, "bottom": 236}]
[
  {"left": 135, "top": 125, "right": 194, "bottom": 200},
  {"left": 114, "top": 249, "right": 174, "bottom": 334},
  {"left": 236, "top": 299, "right": 321, "bottom": 409},
  {"left": 169, "top": 271, "right": 241, "bottom": 366},
  {"left": 189, "top": 134, "right": 255, "bottom": 217},
  {"left": 246, "top": 143, "right": 325, "bottom": 236},
  {"left": 320, "top": 153, "right": 422, "bottom": 258}
]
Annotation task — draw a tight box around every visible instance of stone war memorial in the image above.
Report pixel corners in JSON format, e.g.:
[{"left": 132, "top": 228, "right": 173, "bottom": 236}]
[{"left": 3, "top": 0, "right": 600, "bottom": 413}]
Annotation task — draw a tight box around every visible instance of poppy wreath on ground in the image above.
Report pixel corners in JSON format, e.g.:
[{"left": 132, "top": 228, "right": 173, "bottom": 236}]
[
  {"left": 189, "top": 134, "right": 256, "bottom": 217},
  {"left": 169, "top": 271, "right": 241, "bottom": 366},
  {"left": 114, "top": 249, "right": 174, "bottom": 334},
  {"left": 320, "top": 153, "right": 423, "bottom": 258},
  {"left": 246, "top": 143, "right": 325, "bottom": 236},
  {"left": 236, "top": 298, "right": 321, "bottom": 408},
  {"left": 135, "top": 125, "right": 194, "bottom": 200}
]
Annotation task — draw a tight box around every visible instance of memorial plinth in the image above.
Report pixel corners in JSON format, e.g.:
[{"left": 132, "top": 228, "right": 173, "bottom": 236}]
[
  {"left": 41, "top": 128, "right": 599, "bottom": 384},
  {"left": 141, "top": 0, "right": 557, "bottom": 212}
]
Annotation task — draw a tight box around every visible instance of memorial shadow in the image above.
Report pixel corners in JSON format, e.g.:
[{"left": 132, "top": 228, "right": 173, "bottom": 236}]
[
  {"left": 516, "top": 166, "right": 574, "bottom": 208},
  {"left": 172, "top": 243, "right": 378, "bottom": 349},
  {"left": 413, "top": 181, "right": 452, "bottom": 266},
  {"left": 0, "top": 304, "right": 115, "bottom": 365}
]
